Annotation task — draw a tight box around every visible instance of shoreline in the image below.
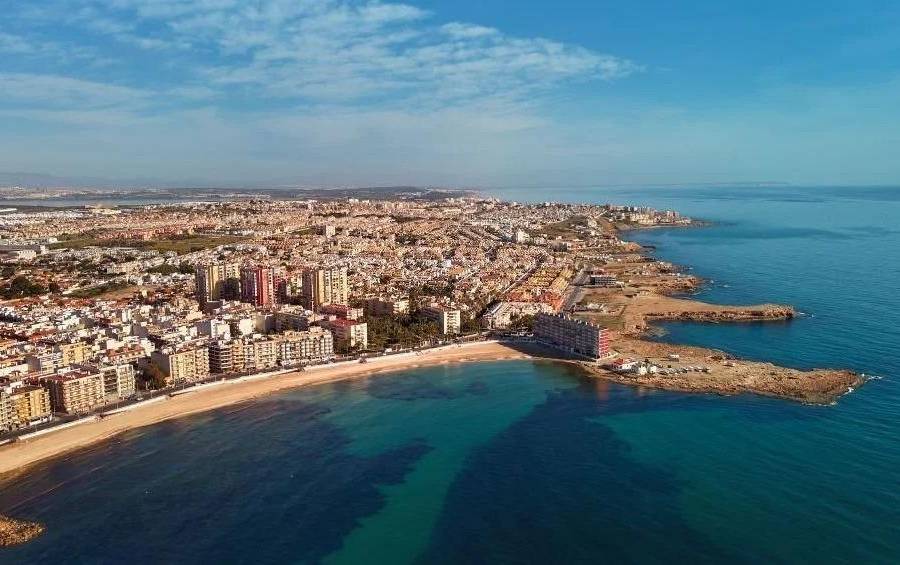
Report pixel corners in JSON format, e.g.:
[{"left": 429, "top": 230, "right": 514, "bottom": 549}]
[{"left": 0, "top": 341, "right": 533, "bottom": 480}]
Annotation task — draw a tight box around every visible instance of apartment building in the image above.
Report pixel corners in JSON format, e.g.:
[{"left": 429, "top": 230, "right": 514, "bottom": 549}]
[
  {"left": 195, "top": 262, "right": 240, "bottom": 305},
  {"left": 0, "top": 393, "right": 15, "bottom": 432},
  {"left": 97, "top": 364, "right": 137, "bottom": 401},
  {"left": 322, "top": 319, "right": 368, "bottom": 349},
  {"left": 240, "top": 337, "right": 279, "bottom": 372},
  {"left": 533, "top": 313, "right": 611, "bottom": 360},
  {"left": 45, "top": 371, "right": 106, "bottom": 414},
  {"left": 277, "top": 328, "right": 334, "bottom": 365},
  {"left": 209, "top": 339, "right": 244, "bottom": 374},
  {"left": 57, "top": 341, "right": 90, "bottom": 366},
  {"left": 365, "top": 297, "right": 410, "bottom": 317},
  {"left": 319, "top": 304, "right": 364, "bottom": 320},
  {"left": 422, "top": 306, "right": 461, "bottom": 335},
  {"left": 302, "top": 267, "right": 349, "bottom": 309},
  {"left": 26, "top": 350, "right": 64, "bottom": 376},
  {"left": 4, "top": 385, "right": 52, "bottom": 429},
  {"left": 150, "top": 345, "right": 210, "bottom": 384},
  {"left": 240, "top": 265, "right": 276, "bottom": 307}
]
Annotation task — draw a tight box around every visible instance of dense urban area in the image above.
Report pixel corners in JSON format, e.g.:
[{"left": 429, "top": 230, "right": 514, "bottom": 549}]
[{"left": 0, "top": 190, "right": 695, "bottom": 437}]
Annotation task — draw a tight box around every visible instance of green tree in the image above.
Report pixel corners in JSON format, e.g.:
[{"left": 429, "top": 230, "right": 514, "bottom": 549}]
[
  {"left": 1, "top": 275, "right": 46, "bottom": 299},
  {"left": 142, "top": 363, "right": 168, "bottom": 390}
]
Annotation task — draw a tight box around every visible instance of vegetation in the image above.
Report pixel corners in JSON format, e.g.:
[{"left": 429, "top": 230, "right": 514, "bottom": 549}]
[
  {"left": 364, "top": 313, "right": 443, "bottom": 350},
  {"left": 0, "top": 276, "right": 46, "bottom": 299},
  {"left": 509, "top": 314, "right": 535, "bottom": 332},
  {"left": 146, "top": 262, "right": 194, "bottom": 275},
  {"left": 69, "top": 281, "right": 131, "bottom": 298},
  {"left": 140, "top": 363, "right": 168, "bottom": 390},
  {"left": 50, "top": 234, "right": 247, "bottom": 255}
]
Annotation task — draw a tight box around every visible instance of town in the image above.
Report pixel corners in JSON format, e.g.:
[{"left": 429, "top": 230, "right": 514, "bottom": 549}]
[{"left": 0, "top": 192, "right": 695, "bottom": 437}]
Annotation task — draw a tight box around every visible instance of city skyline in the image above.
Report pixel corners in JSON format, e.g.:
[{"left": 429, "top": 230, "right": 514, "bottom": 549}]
[{"left": 3, "top": 0, "right": 900, "bottom": 188}]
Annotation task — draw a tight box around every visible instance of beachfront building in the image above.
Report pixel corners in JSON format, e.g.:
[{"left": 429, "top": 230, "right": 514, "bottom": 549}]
[
  {"left": 321, "top": 319, "right": 368, "bottom": 350},
  {"left": 45, "top": 371, "right": 106, "bottom": 414},
  {"left": 0, "top": 393, "right": 15, "bottom": 432},
  {"left": 277, "top": 328, "right": 334, "bottom": 365},
  {"left": 239, "top": 337, "right": 279, "bottom": 372},
  {"left": 9, "top": 385, "right": 52, "bottom": 427},
  {"left": 97, "top": 364, "right": 137, "bottom": 401},
  {"left": 422, "top": 306, "right": 461, "bottom": 335},
  {"left": 209, "top": 340, "right": 243, "bottom": 374},
  {"left": 150, "top": 345, "right": 210, "bottom": 384},
  {"left": 302, "top": 267, "right": 349, "bottom": 309},
  {"left": 534, "top": 312, "right": 612, "bottom": 360}
]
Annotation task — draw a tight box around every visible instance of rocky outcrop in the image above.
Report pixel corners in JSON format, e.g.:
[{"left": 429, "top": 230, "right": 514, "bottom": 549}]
[
  {"left": 644, "top": 305, "right": 795, "bottom": 323},
  {"left": 0, "top": 515, "right": 45, "bottom": 547},
  {"left": 583, "top": 338, "right": 863, "bottom": 405}
]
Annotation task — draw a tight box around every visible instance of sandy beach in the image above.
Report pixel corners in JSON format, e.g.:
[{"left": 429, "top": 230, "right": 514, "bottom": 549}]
[{"left": 0, "top": 341, "right": 530, "bottom": 478}]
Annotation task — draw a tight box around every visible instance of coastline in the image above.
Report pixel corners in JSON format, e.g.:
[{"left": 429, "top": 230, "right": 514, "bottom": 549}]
[{"left": 0, "top": 341, "right": 532, "bottom": 480}]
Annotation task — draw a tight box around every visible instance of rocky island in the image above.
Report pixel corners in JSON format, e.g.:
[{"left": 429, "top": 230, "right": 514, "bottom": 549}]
[{"left": 0, "top": 515, "right": 45, "bottom": 547}]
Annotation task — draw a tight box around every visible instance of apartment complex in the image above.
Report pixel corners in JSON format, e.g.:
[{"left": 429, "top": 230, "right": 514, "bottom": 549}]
[
  {"left": 422, "top": 306, "right": 461, "bottom": 335},
  {"left": 209, "top": 328, "right": 335, "bottom": 372},
  {"left": 365, "top": 297, "right": 410, "bottom": 317},
  {"left": 534, "top": 313, "right": 611, "bottom": 360},
  {"left": 195, "top": 262, "right": 240, "bottom": 305},
  {"left": 302, "top": 267, "right": 349, "bottom": 309},
  {"left": 150, "top": 345, "right": 210, "bottom": 384},
  {"left": 322, "top": 319, "right": 368, "bottom": 349},
  {"left": 277, "top": 328, "right": 334, "bottom": 365},
  {"left": 240, "top": 265, "right": 276, "bottom": 307},
  {"left": 0, "top": 386, "right": 52, "bottom": 431},
  {"left": 45, "top": 371, "right": 106, "bottom": 414}
]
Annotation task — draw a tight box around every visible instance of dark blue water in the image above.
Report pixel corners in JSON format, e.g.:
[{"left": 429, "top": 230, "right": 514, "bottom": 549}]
[{"left": 2, "top": 186, "right": 899, "bottom": 563}]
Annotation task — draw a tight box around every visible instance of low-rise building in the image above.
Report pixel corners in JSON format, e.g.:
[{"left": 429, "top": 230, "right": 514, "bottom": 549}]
[{"left": 365, "top": 297, "right": 410, "bottom": 317}]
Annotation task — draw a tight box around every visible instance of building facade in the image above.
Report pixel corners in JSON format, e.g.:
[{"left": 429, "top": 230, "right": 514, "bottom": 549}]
[
  {"left": 533, "top": 313, "right": 611, "bottom": 360},
  {"left": 45, "top": 371, "right": 106, "bottom": 414},
  {"left": 150, "top": 346, "right": 210, "bottom": 384},
  {"left": 422, "top": 306, "right": 461, "bottom": 335},
  {"left": 302, "top": 267, "right": 349, "bottom": 309}
]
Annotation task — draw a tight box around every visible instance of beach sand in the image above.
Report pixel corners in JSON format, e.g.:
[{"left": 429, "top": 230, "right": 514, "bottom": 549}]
[{"left": 0, "top": 341, "right": 530, "bottom": 478}]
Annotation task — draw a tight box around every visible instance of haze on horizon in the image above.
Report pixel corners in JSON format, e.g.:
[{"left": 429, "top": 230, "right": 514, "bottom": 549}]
[{"left": 2, "top": 0, "right": 900, "bottom": 189}]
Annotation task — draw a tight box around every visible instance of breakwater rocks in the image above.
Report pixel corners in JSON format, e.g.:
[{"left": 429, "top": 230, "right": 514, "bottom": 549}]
[{"left": 0, "top": 515, "right": 45, "bottom": 547}]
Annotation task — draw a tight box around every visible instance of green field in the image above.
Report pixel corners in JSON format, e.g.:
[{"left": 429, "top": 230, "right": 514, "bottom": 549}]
[{"left": 51, "top": 234, "right": 248, "bottom": 254}]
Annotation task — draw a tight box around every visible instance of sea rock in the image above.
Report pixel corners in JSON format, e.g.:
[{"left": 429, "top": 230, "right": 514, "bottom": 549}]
[{"left": 0, "top": 515, "right": 45, "bottom": 547}]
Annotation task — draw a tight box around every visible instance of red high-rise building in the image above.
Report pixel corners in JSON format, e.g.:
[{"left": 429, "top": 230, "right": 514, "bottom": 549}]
[{"left": 240, "top": 265, "right": 276, "bottom": 307}]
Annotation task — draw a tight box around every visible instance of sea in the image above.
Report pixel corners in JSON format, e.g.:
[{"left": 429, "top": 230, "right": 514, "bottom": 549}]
[{"left": 1, "top": 185, "right": 899, "bottom": 564}]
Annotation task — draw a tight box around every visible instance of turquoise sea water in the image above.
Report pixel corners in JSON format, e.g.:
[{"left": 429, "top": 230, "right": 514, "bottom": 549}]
[{"left": 2, "top": 186, "right": 899, "bottom": 563}]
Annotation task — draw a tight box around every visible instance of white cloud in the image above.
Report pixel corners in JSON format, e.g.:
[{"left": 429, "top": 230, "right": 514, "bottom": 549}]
[
  {"left": 19, "top": 0, "right": 637, "bottom": 107},
  {"left": 0, "top": 73, "right": 148, "bottom": 109}
]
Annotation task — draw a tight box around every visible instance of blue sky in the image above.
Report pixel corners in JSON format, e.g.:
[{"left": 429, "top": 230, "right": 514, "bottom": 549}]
[{"left": 2, "top": 0, "right": 899, "bottom": 187}]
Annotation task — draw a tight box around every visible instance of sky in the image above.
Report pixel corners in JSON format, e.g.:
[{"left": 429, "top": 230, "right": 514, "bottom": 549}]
[{"left": 2, "top": 0, "right": 900, "bottom": 188}]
